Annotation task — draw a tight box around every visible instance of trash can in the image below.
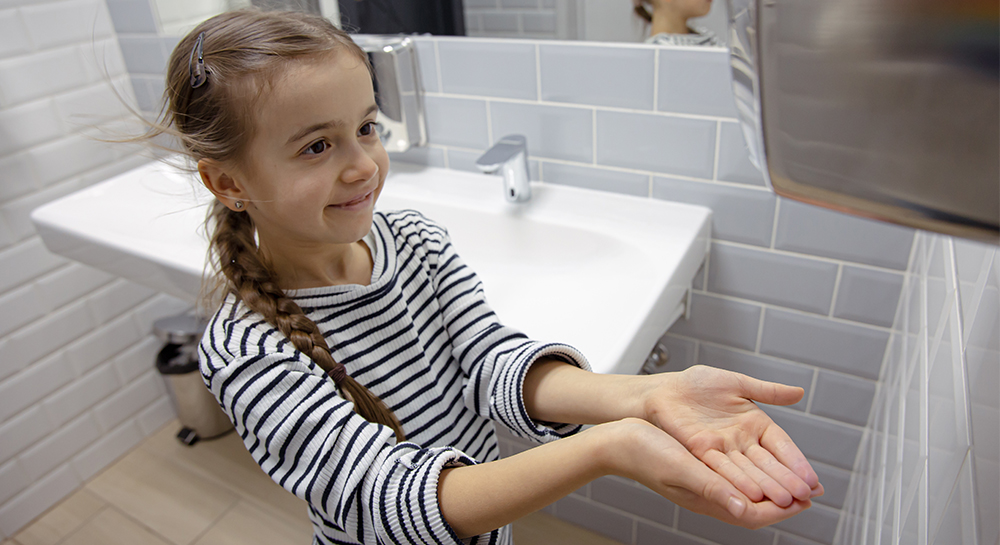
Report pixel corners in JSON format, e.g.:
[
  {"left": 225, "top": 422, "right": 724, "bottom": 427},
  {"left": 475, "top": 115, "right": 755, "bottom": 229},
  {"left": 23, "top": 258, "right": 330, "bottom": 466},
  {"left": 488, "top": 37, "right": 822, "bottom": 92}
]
[{"left": 154, "top": 313, "right": 233, "bottom": 445}]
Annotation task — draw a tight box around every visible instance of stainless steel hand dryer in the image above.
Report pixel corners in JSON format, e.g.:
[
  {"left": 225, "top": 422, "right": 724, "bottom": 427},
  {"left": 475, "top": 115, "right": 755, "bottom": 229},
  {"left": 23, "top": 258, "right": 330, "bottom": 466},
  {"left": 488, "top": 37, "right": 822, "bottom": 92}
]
[{"left": 727, "top": 0, "right": 999, "bottom": 243}]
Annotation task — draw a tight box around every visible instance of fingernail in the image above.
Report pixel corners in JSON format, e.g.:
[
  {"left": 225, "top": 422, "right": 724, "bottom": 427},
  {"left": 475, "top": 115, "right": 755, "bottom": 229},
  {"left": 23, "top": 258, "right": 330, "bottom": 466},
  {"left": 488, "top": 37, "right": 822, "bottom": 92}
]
[{"left": 727, "top": 497, "right": 746, "bottom": 518}]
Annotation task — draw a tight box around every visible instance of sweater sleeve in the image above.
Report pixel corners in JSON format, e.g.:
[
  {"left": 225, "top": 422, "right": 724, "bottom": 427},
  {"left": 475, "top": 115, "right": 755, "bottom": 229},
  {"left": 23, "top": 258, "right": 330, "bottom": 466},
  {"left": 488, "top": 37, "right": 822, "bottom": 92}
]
[
  {"left": 198, "top": 304, "right": 493, "bottom": 545},
  {"left": 420, "top": 219, "right": 593, "bottom": 443}
]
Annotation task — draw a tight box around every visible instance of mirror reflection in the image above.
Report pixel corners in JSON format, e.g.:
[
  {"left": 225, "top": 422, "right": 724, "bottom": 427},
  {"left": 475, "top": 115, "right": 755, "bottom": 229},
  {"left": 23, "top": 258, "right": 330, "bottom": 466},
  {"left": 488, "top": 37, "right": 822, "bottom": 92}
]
[{"left": 150, "top": 0, "right": 729, "bottom": 45}]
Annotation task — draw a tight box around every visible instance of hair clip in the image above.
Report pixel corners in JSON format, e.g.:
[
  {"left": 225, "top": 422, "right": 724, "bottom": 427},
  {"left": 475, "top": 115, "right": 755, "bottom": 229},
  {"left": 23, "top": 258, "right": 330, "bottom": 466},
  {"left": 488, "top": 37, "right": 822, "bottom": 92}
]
[{"left": 189, "top": 32, "right": 208, "bottom": 88}]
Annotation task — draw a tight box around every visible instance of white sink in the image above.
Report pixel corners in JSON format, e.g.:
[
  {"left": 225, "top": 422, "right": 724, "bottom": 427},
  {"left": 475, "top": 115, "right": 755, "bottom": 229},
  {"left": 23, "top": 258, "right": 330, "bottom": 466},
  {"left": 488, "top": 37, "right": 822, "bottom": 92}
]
[{"left": 31, "top": 160, "right": 710, "bottom": 375}]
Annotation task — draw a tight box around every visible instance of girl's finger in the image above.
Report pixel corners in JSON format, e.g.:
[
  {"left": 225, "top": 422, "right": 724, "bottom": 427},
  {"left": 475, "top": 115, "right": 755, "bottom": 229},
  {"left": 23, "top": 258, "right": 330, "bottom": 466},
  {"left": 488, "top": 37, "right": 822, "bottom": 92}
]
[
  {"left": 728, "top": 450, "right": 794, "bottom": 507},
  {"left": 760, "top": 425, "right": 820, "bottom": 490},
  {"left": 699, "top": 449, "right": 765, "bottom": 503},
  {"left": 737, "top": 375, "right": 804, "bottom": 406},
  {"left": 745, "top": 442, "right": 813, "bottom": 502}
]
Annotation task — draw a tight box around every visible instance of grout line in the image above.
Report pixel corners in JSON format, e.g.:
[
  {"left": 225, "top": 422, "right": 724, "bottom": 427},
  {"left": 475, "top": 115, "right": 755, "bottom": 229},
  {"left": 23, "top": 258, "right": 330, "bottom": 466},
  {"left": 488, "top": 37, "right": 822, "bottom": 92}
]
[
  {"left": 691, "top": 340, "right": 700, "bottom": 368},
  {"left": 591, "top": 108, "right": 597, "bottom": 164},
  {"left": 770, "top": 197, "right": 781, "bottom": 249},
  {"left": 712, "top": 120, "right": 721, "bottom": 181},
  {"left": 534, "top": 43, "right": 542, "bottom": 101},
  {"left": 804, "top": 368, "right": 819, "bottom": 413},
  {"left": 828, "top": 263, "right": 844, "bottom": 318},
  {"left": 647, "top": 174, "right": 653, "bottom": 198},
  {"left": 652, "top": 47, "right": 660, "bottom": 112},
  {"left": 754, "top": 305, "right": 766, "bottom": 353},
  {"left": 485, "top": 99, "right": 494, "bottom": 146},
  {"left": 433, "top": 40, "right": 444, "bottom": 94}
]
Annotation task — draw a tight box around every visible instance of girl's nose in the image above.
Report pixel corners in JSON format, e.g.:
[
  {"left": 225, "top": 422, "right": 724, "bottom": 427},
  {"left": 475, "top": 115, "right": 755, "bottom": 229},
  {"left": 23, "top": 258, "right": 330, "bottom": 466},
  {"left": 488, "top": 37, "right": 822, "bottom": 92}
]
[{"left": 341, "top": 143, "right": 380, "bottom": 185}]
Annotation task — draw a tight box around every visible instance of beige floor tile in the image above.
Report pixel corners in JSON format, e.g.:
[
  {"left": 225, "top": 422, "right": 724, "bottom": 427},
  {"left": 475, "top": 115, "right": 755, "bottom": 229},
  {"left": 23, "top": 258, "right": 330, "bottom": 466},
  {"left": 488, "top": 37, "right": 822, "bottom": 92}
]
[
  {"left": 513, "top": 512, "right": 625, "bottom": 545},
  {"left": 13, "top": 488, "right": 106, "bottom": 545},
  {"left": 61, "top": 507, "right": 172, "bottom": 545},
  {"left": 85, "top": 447, "right": 239, "bottom": 545},
  {"left": 139, "top": 421, "right": 309, "bottom": 523},
  {"left": 193, "top": 499, "right": 313, "bottom": 545}
]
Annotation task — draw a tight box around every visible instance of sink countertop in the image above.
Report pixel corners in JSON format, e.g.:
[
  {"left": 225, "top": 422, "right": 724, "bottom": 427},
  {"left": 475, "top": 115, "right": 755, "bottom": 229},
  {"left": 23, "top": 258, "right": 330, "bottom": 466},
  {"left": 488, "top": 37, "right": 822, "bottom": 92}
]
[{"left": 31, "top": 160, "right": 711, "bottom": 375}]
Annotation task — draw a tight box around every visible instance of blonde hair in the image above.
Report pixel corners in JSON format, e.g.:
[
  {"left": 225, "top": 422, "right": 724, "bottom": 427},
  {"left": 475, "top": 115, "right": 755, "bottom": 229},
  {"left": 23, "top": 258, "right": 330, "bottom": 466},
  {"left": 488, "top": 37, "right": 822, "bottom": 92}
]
[{"left": 154, "top": 9, "right": 404, "bottom": 440}]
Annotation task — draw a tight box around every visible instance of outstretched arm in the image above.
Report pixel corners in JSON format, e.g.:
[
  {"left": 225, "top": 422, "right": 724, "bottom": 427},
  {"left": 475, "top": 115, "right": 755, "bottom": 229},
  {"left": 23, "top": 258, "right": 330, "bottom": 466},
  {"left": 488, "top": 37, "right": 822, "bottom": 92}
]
[
  {"left": 522, "top": 359, "right": 823, "bottom": 507},
  {"left": 438, "top": 417, "right": 810, "bottom": 538}
]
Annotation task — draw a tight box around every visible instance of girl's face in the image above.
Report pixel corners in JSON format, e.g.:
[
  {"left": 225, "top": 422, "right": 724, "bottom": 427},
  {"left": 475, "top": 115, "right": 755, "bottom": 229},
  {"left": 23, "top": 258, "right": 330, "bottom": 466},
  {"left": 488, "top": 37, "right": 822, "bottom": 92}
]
[{"left": 234, "top": 51, "right": 388, "bottom": 252}]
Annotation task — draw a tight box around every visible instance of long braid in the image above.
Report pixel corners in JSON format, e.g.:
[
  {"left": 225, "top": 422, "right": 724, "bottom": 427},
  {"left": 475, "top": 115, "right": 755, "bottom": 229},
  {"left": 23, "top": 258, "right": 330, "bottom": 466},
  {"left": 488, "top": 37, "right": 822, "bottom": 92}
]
[{"left": 209, "top": 201, "right": 406, "bottom": 441}]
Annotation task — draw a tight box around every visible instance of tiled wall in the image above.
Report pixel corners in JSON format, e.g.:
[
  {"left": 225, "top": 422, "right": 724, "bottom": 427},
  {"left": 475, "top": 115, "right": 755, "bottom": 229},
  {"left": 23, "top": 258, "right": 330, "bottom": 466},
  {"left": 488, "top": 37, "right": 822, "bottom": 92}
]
[
  {"left": 465, "top": 0, "right": 558, "bottom": 40},
  {"left": 401, "top": 35, "right": 917, "bottom": 545},
  {"left": 838, "top": 235, "right": 999, "bottom": 545},
  {"left": 0, "top": 0, "right": 191, "bottom": 539}
]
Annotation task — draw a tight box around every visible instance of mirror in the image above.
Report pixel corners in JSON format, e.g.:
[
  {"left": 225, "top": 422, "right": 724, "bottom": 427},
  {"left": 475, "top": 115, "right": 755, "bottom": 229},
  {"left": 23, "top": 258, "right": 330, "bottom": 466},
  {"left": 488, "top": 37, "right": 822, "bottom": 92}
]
[{"left": 150, "top": 0, "right": 730, "bottom": 46}]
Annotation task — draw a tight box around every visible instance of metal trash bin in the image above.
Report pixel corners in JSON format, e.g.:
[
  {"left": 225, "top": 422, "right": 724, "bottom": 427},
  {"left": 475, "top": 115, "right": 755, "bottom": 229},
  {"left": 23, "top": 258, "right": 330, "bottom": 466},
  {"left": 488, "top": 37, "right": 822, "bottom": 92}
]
[{"left": 154, "top": 314, "right": 233, "bottom": 445}]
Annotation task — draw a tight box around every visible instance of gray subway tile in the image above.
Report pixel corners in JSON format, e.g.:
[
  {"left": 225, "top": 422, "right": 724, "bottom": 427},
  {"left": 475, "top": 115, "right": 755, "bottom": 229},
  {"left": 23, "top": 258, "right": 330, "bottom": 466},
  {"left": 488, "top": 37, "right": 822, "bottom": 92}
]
[
  {"left": 811, "top": 460, "right": 851, "bottom": 509},
  {"left": 772, "top": 504, "right": 840, "bottom": 544},
  {"left": 553, "top": 495, "right": 634, "bottom": 544},
  {"left": 117, "top": 35, "right": 167, "bottom": 74},
  {"left": 707, "top": 243, "right": 839, "bottom": 315},
  {"left": 678, "top": 510, "right": 775, "bottom": 545},
  {"left": 540, "top": 44, "right": 654, "bottom": 110},
  {"left": 464, "top": 0, "right": 496, "bottom": 7},
  {"left": 636, "top": 523, "right": 706, "bottom": 545},
  {"left": 718, "top": 121, "right": 766, "bottom": 186},
  {"left": 668, "top": 293, "right": 761, "bottom": 351},
  {"left": 523, "top": 12, "right": 556, "bottom": 33},
  {"left": 774, "top": 199, "right": 915, "bottom": 270},
  {"left": 105, "top": 0, "right": 158, "bottom": 34},
  {"left": 448, "top": 148, "right": 539, "bottom": 181},
  {"left": 760, "top": 405, "right": 863, "bottom": 470},
  {"left": 491, "top": 102, "right": 593, "bottom": 163},
  {"left": 590, "top": 475, "right": 676, "bottom": 526},
  {"left": 411, "top": 38, "right": 439, "bottom": 93},
  {"left": 597, "top": 111, "right": 715, "bottom": 178},
  {"left": 437, "top": 40, "right": 536, "bottom": 100},
  {"left": 834, "top": 266, "right": 904, "bottom": 328},
  {"left": 424, "top": 95, "right": 489, "bottom": 149},
  {"left": 501, "top": 0, "right": 539, "bottom": 7},
  {"left": 657, "top": 48, "right": 739, "bottom": 118},
  {"left": 659, "top": 334, "right": 697, "bottom": 372},
  {"left": 652, "top": 177, "right": 776, "bottom": 246},
  {"left": 760, "top": 308, "right": 889, "bottom": 379},
  {"left": 541, "top": 162, "right": 647, "bottom": 197},
  {"left": 778, "top": 533, "right": 828, "bottom": 545},
  {"left": 697, "top": 344, "right": 813, "bottom": 411},
  {"left": 811, "top": 371, "right": 876, "bottom": 427},
  {"left": 482, "top": 12, "right": 519, "bottom": 32},
  {"left": 388, "top": 146, "right": 446, "bottom": 168}
]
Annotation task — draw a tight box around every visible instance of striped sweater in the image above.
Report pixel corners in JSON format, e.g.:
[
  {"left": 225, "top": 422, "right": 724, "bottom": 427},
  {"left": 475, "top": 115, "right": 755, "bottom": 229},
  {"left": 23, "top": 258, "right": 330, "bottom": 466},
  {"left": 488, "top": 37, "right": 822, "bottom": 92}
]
[{"left": 199, "top": 210, "right": 590, "bottom": 545}]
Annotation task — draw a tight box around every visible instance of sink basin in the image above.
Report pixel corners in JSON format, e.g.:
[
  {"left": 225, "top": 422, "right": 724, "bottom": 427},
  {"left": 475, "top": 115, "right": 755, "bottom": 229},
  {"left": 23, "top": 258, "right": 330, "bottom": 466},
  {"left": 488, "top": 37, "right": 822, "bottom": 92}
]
[{"left": 31, "top": 160, "right": 710, "bottom": 375}]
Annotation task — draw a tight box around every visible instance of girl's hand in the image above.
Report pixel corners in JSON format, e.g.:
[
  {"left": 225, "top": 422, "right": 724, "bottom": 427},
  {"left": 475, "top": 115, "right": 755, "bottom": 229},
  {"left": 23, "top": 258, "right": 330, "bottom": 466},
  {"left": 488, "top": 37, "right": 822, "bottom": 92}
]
[
  {"left": 637, "top": 366, "right": 822, "bottom": 507},
  {"left": 601, "top": 418, "right": 812, "bottom": 529}
]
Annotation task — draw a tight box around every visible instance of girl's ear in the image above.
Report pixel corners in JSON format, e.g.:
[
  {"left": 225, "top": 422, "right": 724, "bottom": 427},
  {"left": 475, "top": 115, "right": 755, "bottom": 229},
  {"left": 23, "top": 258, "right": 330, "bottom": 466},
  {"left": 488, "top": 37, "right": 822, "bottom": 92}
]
[{"left": 198, "top": 158, "right": 248, "bottom": 212}]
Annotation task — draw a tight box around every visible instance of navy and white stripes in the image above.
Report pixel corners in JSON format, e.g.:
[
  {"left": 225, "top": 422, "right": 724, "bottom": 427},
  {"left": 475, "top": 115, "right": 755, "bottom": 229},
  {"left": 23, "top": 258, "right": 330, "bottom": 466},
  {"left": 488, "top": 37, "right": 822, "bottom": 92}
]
[{"left": 199, "top": 210, "right": 589, "bottom": 545}]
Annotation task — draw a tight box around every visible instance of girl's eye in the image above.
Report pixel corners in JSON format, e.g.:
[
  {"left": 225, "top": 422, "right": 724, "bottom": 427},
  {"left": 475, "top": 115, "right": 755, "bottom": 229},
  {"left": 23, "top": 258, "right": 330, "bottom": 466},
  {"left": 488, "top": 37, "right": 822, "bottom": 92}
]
[
  {"left": 359, "top": 121, "right": 377, "bottom": 137},
  {"left": 303, "top": 140, "right": 329, "bottom": 155}
]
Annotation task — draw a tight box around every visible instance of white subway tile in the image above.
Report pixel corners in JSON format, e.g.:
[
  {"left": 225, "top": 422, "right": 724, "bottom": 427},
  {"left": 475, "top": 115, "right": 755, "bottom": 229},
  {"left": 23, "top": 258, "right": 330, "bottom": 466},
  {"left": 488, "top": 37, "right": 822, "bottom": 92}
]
[
  {"left": 0, "top": 283, "right": 44, "bottom": 337},
  {"left": 20, "top": 1, "right": 112, "bottom": 50},
  {"left": 18, "top": 413, "right": 100, "bottom": 482},
  {"left": 53, "top": 79, "right": 131, "bottom": 132},
  {"left": 5, "top": 300, "right": 95, "bottom": 375},
  {"left": 87, "top": 279, "right": 157, "bottom": 326},
  {"left": 76, "top": 153, "right": 151, "bottom": 189},
  {"left": 0, "top": 237, "right": 67, "bottom": 293},
  {"left": 136, "top": 395, "right": 175, "bottom": 436},
  {"left": 0, "top": 9, "right": 30, "bottom": 59},
  {"left": 70, "top": 418, "right": 143, "bottom": 481},
  {"left": 0, "top": 215, "right": 13, "bottom": 249},
  {"left": 0, "top": 464, "right": 80, "bottom": 539},
  {"left": 78, "top": 38, "right": 128, "bottom": 83},
  {"left": 93, "top": 370, "right": 164, "bottom": 432},
  {"left": 35, "top": 263, "right": 115, "bottom": 312},
  {"left": 0, "top": 46, "right": 89, "bottom": 107},
  {"left": 0, "top": 407, "right": 53, "bottom": 465},
  {"left": 0, "top": 98, "right": 63, "bottom": 157},
  {"left": 0, "top": 459, "right": 27, "bottom": 506},
  {"left": 113, "top": 335, "right": 159, "bottom": 384},
  {"left": 0, "top": 350, "right": 71, "bottom": 424},
  {"left": 0, "top": 176, "right": 83, "bottom": 241},
  {"left": 0, "top": 339, "right": 22, "bottom": 382},
  {"left": 26, "top": 132, "right": 118, "bottom": 187},
  {"left": 130, "top": 293, "right": 193, "bottom": 335},
  {"left": 0, "top": 151, "right": 41, "bottom": 203},
  {"left": 66, "top": 313, "right": 142, "bottom": 374},
  {"left": 42, "top": 362, "right": 120, "bottom": 428}
]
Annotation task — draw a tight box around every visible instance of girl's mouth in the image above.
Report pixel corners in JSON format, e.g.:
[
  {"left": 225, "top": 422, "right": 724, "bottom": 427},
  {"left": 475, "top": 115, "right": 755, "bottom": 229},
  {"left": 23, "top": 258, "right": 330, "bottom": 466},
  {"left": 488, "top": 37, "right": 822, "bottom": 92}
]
[{"left": 329, "top": 190, "right": 374, "bottom": 211}]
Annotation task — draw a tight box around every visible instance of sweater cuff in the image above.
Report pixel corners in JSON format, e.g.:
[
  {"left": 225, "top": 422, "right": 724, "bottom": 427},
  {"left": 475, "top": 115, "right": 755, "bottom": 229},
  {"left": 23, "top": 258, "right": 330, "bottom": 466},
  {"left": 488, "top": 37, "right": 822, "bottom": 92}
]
[{"left": 491, "top": 343, "right": 591, "bottom": 443}]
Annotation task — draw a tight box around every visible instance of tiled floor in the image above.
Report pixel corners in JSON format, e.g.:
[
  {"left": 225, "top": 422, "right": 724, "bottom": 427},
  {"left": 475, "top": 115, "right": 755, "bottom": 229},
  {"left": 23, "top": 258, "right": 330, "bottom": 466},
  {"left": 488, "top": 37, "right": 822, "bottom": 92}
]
[{"left": 5, "top": 420, "right": 622, "bottom": 545}]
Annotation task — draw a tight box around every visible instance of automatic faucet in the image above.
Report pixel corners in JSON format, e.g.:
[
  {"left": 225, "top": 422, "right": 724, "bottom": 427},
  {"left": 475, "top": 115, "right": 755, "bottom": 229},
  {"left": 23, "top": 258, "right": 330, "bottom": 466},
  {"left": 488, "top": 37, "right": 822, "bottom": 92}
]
[{"left": 475, "top": 135, "right": 531, "bottom": 203}]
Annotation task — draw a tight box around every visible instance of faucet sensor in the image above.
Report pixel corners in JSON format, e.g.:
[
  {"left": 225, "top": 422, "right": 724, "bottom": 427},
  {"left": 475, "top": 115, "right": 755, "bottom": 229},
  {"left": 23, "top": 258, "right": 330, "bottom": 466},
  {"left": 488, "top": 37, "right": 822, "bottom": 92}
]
[{"left": 476, "top": 135, "right": 531, "bottom": 203}]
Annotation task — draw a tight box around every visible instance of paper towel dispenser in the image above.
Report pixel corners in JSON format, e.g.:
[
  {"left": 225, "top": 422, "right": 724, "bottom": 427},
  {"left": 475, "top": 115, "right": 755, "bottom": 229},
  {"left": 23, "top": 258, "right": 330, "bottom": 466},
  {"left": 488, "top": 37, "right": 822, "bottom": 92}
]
[{"left": 727, "top": 0, "right": 999, "bottom": 243}]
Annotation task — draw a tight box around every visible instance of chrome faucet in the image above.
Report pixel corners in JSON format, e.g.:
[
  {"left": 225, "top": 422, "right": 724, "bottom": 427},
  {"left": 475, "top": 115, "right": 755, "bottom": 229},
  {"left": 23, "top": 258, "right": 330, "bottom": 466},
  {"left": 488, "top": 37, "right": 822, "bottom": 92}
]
[{"left": 475, "top": 135, "right": 531, "bottom": 203}]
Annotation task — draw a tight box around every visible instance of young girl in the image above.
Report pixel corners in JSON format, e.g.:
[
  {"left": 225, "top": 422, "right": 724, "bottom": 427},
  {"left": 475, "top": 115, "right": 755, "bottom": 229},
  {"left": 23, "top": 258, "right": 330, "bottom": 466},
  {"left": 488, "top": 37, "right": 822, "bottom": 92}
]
[
  {"left": 155, "top": 9, "right": 822, "bottom": 544},
  {"left": 634, "top": 0, "right": 721, "bottom": 46}
]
